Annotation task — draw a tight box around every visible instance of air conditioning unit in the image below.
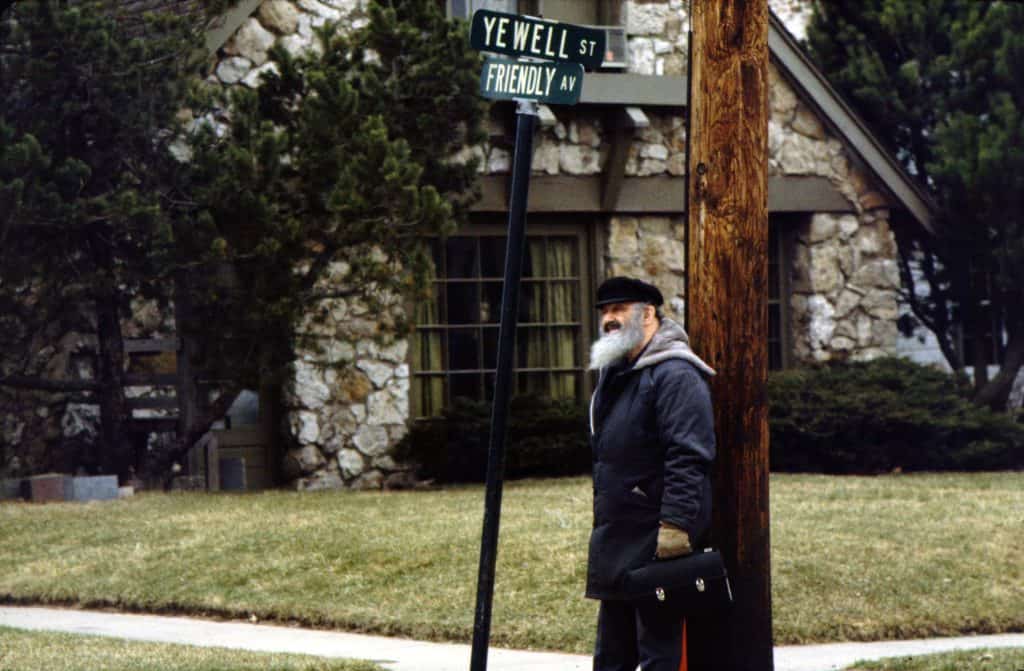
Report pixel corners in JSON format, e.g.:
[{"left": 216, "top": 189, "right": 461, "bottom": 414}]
[{"left": 596, "top": 25, "right": 628, "bottom": 70}]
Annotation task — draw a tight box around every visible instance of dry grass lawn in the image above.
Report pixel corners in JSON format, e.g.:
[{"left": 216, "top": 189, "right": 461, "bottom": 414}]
[
  {"left": 844, "top": 647, "right": 1024, "bottom": 671},
  {"left": 1, "top": 472, "right": 1022, "bottom": 654}
]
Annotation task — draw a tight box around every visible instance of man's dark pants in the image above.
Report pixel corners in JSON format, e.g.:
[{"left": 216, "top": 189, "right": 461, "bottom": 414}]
[{"left": 594, "top": 599, "right": 687, "bottom": 671}]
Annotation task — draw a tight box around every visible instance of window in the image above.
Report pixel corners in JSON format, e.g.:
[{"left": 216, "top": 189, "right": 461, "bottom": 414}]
[
  {"left": 768, "top": 216, "right": 795, "bottom": 370},
  {"left": 411, "top": 222, "right": 591, "bottom": 418}
]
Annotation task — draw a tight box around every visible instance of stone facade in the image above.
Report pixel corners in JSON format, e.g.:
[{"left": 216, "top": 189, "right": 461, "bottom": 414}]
[
  {"left": 281, "top": 261, "right": 415, "bottom": 490},
  {"left": 624, "top": 0, "right": 689, "bottom": 77},
  {"left": 210, "top": 0, "right": 366, "bottom": 89},
  {"left": 0, "top": 293, "right": 172, "bottom": 479},
  {"left": 768, "top": 63, "right": 902, "bottom": 362},
  {"left": 605, "top": 215, "right": 688, "bottom": 321}
]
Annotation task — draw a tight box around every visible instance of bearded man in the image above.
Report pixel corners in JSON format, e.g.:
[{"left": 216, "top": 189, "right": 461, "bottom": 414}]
[{"left": 586, "top": 276, "right": 716, "bottom": 671}]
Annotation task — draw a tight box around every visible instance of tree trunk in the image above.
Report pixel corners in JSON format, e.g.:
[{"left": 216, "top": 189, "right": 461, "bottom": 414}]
[
  {"left": 973, "top": 323, "right": 1024, "bottom": 411},
  {"left": 88, "top": 228, "right": 132, "bottom": 480},
  {"left": 685, "top": 1, "right": 772, "bottom": 669},
  {"left": 93, "top": 292, "right": 131, "bottom": 479},
  {"left": 963, "top": 283, "right": 990, "bottom": 392},
  {"left": 174, "top": 271, "right": 201, "bottom": 458}
]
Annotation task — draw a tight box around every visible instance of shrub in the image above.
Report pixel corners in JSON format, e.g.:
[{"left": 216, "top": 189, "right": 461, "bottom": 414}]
[
  {"left": 395, "top": 395, "right": 590, "bottom": 483},
  {"left": 769, "top": 357, "right": 1024, "bottom": 473}
]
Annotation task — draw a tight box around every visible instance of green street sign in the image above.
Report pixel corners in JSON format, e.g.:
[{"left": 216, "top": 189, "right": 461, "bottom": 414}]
[
  {"left": 470, "top": 9, "right": 606, "bottom": 71},
  {"left": 479, "top": 56, "right": 584, "bottom": 105}
]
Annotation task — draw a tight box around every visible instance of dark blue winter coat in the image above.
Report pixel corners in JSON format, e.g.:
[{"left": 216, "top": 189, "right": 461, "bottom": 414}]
[{"left": 585, "top": 318, "right": 716, "bottom": 600}]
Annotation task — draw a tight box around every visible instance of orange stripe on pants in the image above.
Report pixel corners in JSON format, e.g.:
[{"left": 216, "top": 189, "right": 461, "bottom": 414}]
[{"left": 678, "top": 619, "right": 688, "bottom": 671}]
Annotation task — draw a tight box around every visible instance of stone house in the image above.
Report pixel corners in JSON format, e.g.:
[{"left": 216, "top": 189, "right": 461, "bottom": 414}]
[
  {"left": 209, "top": 0, "right": 938, "bottom": 489},
  {"left": 5, "top": 0, "right": 967, "bottom": 490}
]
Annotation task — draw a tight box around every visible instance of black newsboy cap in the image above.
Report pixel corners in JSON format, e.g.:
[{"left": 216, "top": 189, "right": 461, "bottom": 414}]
[{"left": 595, "top": 276, "right": 664, "bottom": 308}]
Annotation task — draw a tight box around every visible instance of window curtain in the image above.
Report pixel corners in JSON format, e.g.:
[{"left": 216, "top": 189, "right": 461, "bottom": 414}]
[
  {"left": 547, "top": 238, "right": 577, "bottom": 400},
  {"left": 518, "top": 237, "right": 578, "bottom": 400},
  {"left": 521, "top": 239, "right": 548, "bottom": 397},
  {"left": 411, "top": 259, "right": 445, "bottom": 417}
]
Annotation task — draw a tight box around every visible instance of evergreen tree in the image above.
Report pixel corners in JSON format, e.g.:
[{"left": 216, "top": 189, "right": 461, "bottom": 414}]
[
  {"left": 160, "top": 0, "right": 485, "bottom": 470},
  {"left": 1, "top": 0, "right": 484, "bottom": 480},
  {"left": 807, "top": 0, "right": 1024, "bottom": 409},
  {"left": 0, "top": 1, "right": 212, "bottom": 477}
]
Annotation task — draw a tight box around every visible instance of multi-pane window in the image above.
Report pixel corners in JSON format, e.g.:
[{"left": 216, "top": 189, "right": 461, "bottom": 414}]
[{"left": 411, "top": 225, "right": 589, "bottom": 418}]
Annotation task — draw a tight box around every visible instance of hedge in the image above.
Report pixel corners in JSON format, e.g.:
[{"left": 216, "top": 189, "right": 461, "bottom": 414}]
[
  {"left": 397, "top": 358, "right": 1024, "bottom": 481},
  {"left": 768, "top": 357, "right": 1024, "bottom": 473},
  {"left": 393, "top": 395, "right": 590, "bottom": 483}
]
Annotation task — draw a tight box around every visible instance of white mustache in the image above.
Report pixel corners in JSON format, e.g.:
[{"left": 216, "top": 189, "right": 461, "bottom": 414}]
[{"left": 589, "top": 308, "right": 644, "bottom": 370}]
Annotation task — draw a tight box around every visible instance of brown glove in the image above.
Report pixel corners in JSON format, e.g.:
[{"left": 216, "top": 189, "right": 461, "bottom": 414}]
[{"left": 655, "top": 521, "right": 691, "bottom": 559}]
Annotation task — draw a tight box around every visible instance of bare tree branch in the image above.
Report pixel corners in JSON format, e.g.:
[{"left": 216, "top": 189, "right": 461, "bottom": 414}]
[{"left": 894, "top": 236, "right": 962, "bottom": 372}]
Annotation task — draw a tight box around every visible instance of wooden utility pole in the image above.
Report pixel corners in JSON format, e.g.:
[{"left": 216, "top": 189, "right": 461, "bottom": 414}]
[{"left": 685, "top": 1, "right": 772, "bottom": 670}]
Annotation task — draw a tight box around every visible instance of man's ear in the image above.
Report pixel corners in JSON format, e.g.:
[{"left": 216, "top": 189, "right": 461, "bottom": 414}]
[{"left": 645, "top": 305, "right": 656, "bottom": 324}]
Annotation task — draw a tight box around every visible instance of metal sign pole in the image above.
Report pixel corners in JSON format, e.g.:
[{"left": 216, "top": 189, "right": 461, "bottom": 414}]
[{"left": 469, "top": 98, "right": 538, "bottom": 671}]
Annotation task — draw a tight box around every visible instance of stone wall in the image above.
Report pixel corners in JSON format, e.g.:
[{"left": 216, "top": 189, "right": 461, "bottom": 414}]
[
  {"left": 0, "top": 294, "right": 173, "bottom": 480},
  {"left": 624, "top": 0, "right": 689, "bottom": 77},
  {"left": 211, "top": 0, "right": 365, "bottom": 89},
  {"left": 605, "top": 216, "right": 687, "bottom": 321},
  {"left": 769, "top": 64, "right": 901, "bottom": 363},
  {"left": 281, "top": 260, "right": 415, "bottom": 491},
  {"left": 0, "top": 280, "right": 94, "bottom": 478}
]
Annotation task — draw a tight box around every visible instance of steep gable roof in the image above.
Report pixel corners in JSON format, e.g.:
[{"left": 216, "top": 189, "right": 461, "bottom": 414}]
[
  {"left": 768, "top": 12, "right": 939, "bottom": 235},
  {"left": 198, "top": 2, "right": 940, "bottom": 235}
]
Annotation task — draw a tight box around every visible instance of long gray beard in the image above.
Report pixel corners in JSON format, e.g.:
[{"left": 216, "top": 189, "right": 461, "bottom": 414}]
[{"left": 589, "top": 307, "right": 646, "bottom": 370}]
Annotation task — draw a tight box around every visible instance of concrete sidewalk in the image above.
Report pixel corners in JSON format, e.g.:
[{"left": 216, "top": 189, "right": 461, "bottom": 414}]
[{"left": 2, "top": 606, "right": 1023, "bottom": 671}]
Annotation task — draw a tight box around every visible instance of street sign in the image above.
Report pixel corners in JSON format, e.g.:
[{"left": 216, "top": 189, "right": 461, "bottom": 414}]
[
  {"left": 479, "top": 56, "right": 583, "bottom": 105},
  {"left": 470, "top": 9, "right": 606, "bottom": 70},
  {"left": 468, "top": 9, "right": 601, "bottom": 671}
]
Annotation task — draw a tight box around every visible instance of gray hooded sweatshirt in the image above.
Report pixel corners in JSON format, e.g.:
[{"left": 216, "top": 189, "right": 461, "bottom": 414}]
[{"left": 585, "top": 317, "right": 717, "bottom": 600}]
